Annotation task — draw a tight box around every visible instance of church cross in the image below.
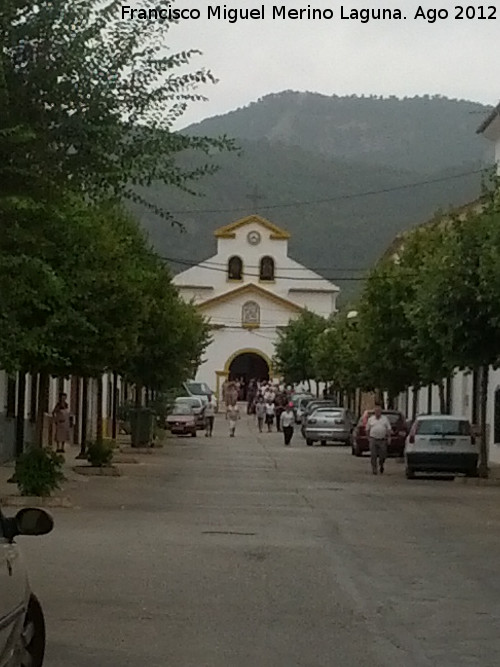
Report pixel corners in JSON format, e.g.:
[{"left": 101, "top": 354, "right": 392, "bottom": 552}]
[{"left": 246, "top": 185, "right": 265, "bottom": 212}]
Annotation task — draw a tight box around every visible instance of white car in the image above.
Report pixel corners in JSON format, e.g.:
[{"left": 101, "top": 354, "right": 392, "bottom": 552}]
[
  {"left": 405, "top": 414, "right": 478, "bottom": 479},
  {"left": 0, "top": 507, "right": 53, "bottom": 666}
]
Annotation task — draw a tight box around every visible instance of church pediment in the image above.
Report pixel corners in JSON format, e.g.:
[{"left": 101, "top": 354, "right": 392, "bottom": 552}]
[
  {"left": 196, "top": 283, "right": 302, "bottom": 313},
  {"left": 214, "top": 215, "right": 290, "bottom": 240}
]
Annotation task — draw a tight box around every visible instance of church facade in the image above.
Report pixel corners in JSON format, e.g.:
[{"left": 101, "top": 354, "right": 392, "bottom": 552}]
[{"left": 173, "top": 215, "right": 339, "bottom": 401}]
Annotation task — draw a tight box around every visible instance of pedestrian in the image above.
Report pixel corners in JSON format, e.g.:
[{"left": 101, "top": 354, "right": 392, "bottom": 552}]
[
  {"left": 52, "top": 392, "right": 71, "bottom": 453},
  {"left": 204, "top": 395, "right": 216, "bottom": 437},
  {"left": 281, "top": 402, "right": 295, "bottom": 446},
  {"left": 255, "top": 396, "right": 266, "bottom": 433},
  {"left": 226, "top": 403, "right": 240, "bottom": 437},
  {"left": 265, "top": 400, "right": 275, "bottom": 432},
  {"left": 366, "top": 403, "right": 392, "bottom": 474}
]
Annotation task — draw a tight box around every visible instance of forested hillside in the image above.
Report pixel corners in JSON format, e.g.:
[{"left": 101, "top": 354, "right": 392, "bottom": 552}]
[{"left": 135, "top": 93, "right": 493, "bottom": 301}]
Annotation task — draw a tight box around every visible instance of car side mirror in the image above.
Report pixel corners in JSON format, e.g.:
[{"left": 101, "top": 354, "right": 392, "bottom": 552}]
[{"left": 16, "top": 508, "right": 54, "bottom": 537}]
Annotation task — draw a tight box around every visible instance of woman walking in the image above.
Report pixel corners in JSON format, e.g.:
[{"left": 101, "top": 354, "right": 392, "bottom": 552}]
[
  {"left": 281, "top": 403, "right": 295, "bottom": 446},
  {"left": 52, "top": 392, "right": 71, "bottom": 453},
  {"left": 265, "top": 400, "right": 275, "bottom": 433}
]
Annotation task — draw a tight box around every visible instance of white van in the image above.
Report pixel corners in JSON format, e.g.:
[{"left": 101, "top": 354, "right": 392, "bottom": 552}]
[{"left": 405, "top": 414, "right": 478, "bottom": 479}]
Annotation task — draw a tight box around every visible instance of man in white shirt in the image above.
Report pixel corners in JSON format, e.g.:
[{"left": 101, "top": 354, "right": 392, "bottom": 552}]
[{"left": 366, "top": 404, "right": 392, "bottom": 475}]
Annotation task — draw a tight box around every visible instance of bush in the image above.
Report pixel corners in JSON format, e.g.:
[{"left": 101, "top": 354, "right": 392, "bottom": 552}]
[
  {"left": 86, "top": 440, "right": 114, "bottom": 467},
  {"left": 16, "top": 447, "right": 65, "bottom": 497}
]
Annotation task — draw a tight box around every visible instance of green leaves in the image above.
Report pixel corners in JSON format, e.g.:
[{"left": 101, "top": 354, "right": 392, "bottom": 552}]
[{"left": 273, "top": 311, "right": 327, "bottom": 384}]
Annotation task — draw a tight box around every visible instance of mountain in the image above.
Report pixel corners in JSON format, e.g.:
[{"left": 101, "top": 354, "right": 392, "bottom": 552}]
[{"left": 133, "top": 92, "right": 494, "bottom": 303}]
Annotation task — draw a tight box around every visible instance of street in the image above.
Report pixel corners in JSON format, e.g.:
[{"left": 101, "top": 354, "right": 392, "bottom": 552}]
[{"left": 20, "top": 414, "right": 500, "bottom": 667}]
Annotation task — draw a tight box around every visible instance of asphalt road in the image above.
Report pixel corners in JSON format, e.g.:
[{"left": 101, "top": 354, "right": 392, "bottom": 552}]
[{"left": 19, "top": 413, "right": 500, "bottom": 666}]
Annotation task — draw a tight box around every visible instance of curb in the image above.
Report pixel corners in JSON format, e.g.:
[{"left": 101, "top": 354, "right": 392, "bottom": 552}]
[
  {"left": 0, "top": 495, "right": 73, "bottom": 508},
  {"left": 73, "top": 465, "right": 121, "bottom": 477},
  {"left": 113, "top": 455, "right": 140, "bottom": 464}
]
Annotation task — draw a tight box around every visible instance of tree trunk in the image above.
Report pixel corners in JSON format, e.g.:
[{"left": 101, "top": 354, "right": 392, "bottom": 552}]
[
  {"left": 478, "top": 364, "right": 489, "bottom": 477},
  {"left": 135, "top": 382, "right": 143, "bottom": 408},
  {"left": 306, "top": 379, "right": 311, "bottom": 393},
  {"left": 35, "top": 372, "right": 49, "bottom": 447},
  {"left": 96, "top": 376, "right": 104, "bottom": 444},
  {"left": 111, "top": 371, "right": 118, "bottom": 441},
  {"left": 438, "top": 380, "right": 446, "bottom": 414},
  {"left": 15, "top": 372, "right": 26, "bottom": 458},
  {"left": 77, "top": 377, "right": 88, "bottom": 458},
  {"left": 412, "top": 387, "right": 418, "bottom": 421}
]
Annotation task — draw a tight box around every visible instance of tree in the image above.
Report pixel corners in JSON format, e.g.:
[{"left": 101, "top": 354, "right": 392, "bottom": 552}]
[
  {"left": 1, "top": 0, "right": 233, "bottom": 210},
  {"left": 273, "top": 311, "right": 327, "bottom": 389},
  {"left": 355, "top": 261, "right": 421, "bottom": 406},
  {"left": 410, "top": 211, "right": 500, "bottom": 475},
  {"left": 121, "top": 258, "right": 212, "bottom": 395},
  {"left": 313, "top": 314, "right": 362, "bottom": 400}
]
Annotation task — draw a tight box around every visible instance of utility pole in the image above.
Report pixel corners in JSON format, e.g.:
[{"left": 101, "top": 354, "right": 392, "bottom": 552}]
[{"left": 246, "top": 185, "right": 265, "bottom": 213}]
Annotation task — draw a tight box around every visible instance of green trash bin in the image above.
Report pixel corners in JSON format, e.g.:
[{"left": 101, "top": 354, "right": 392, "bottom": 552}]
[{"left": 130, "top": 407, "right": 155, "bottom": 447}]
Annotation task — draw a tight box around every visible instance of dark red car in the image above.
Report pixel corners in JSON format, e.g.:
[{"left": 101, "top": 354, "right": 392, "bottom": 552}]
[{"left": 351, "top": 409, "right": 408, "bottom": 457}]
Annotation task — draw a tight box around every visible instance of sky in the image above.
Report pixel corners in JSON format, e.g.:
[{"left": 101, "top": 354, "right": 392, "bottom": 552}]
[{"left": 123, "top": 0, "right": 500, "bottom": 128}]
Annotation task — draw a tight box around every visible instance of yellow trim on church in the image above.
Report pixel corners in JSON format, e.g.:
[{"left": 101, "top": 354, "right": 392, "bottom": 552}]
[
  {"left": 196, "top": 283, "right": 303, "bottom": 313},
  {"left": 214, "top": 215, "right": 291, "bottom": 240}
]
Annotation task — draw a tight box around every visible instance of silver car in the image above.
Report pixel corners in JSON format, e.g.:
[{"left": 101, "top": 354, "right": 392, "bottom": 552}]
[
  {"left": 0, "top": 507, "right": 53, "bottom": 666},
  {"left": 304, "top": 407, "right": 355, "bottom": 447}
]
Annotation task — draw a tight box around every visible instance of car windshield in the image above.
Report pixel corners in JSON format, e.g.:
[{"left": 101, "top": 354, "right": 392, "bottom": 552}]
[
  {"left": 312, "top": 410, "right": 343, "bottom": 418},
  {"left": 417, "top": 419, "right": 471, "bottom": 435},
  {"left": 298, "top": 398, "right": 312, "bottom": 408},
  {"left": 170, "top": 405, "right": 193, "bottom": 416},
  {"left": 309, "top": 401, "right": 335, "bottom": 411},
  {"left": 176, "top": 398, "right": 199, "bottom": 407},
  {"left": 186, "top": 382, "right": 211, "bottom": 395}
]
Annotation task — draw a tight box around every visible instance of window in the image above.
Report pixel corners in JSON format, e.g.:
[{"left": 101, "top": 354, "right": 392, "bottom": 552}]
[
  {"left": 242, "top": 301, "right": 260, "bottom": 327},
  {"left": 259, "top": 256, "right": 275, "bottom": 281},
  {"left": 227, "top": 256, "right": 243, "bottom": 280},
  {"left": 416, "top": 419, "right": 471, "bottom": 436}
]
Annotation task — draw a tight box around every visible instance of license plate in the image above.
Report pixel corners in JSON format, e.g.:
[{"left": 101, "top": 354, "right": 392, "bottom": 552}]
[{"left": 430, "top": 438, "right": 455, "bottom": 445}]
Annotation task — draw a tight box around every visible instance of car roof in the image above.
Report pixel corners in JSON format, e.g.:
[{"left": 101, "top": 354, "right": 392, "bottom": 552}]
[{"left": 415, "top": 414, "right": 469, "bottom": 421}]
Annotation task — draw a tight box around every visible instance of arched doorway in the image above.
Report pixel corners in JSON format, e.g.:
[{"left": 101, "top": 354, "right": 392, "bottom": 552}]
[
  {"left": 228, "top": 351, "right": 270, "bottom": 401},
  {"left": 229, "top": 352, "right": 269, "bottom": 383}
]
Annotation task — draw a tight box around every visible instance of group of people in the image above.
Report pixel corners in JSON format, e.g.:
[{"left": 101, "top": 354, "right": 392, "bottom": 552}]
[{"left": 221, "top": 378, "right": 298, "bottom": 446}]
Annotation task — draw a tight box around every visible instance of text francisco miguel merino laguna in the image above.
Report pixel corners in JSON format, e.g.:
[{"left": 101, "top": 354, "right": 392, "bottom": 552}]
[{"left": 121, "top": 4, "right": 409, "bottom": 23}]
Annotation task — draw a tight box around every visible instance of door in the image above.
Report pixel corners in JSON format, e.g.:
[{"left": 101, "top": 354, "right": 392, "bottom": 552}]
[{"left": 0, "top": 524, "right": 28, "bottom": 666}]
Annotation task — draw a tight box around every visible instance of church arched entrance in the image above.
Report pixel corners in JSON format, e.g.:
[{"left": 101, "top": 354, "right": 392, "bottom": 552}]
[{"left": 228, "top": 351, "right": 270, "bottom": 383}]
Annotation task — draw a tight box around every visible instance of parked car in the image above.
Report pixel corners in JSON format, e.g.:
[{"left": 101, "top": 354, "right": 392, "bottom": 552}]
[
  {"left": 165, "top": 404, "right": 197, "bottom": 437},
  {"left": 303, "top": 407, "right": 355, "bottom": 446},
  {"left": 294, "top": 396, "right": 313, "bottom": 424},
  {"left": 0, "top": 507, "right": 54, "bottom": 666},
  {"left": 183, "top": 381, "right": 217, "bottom": 410},
  {"left": 351, "top": 409, "right": 408, "bottom": 457},
  {"left": 300, "top": 400, "right": 338, "bottom": 436},
  {"left": 174, "top": 397, "right": 206, "bottom": 429},
  {"left": 404, "top": 414, "right": 478, "bottom": 479}
]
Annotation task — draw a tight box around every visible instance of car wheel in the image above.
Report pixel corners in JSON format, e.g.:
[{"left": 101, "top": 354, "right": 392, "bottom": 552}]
[
  {"left": 351, "top": 445, "right": 356, "bottom": 456},
  {"left": 320, "top": 440, "right": 327, "bottom": 446},
  {"left": 466, "top": 468, "right": 478, "bottom": 478},
  {"left": 354, "top": 444, "right": 363, "bottom": 457},
  {"left": 20, "top": 595, "right": 46, "bottom": 667},
  {"left": 405, "top": 467, "right": 415, "bottom": 480},
  {"left": 191, "top": 431, "right": 197, "bottom": 437},
  {"left": 306, "top": 439, "right": 314, "bottom": 447}
]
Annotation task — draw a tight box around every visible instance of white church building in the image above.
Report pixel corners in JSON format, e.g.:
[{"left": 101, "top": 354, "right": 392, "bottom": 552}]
[{"left": 173, "top": 215, "right": 339, "bottom": 401}]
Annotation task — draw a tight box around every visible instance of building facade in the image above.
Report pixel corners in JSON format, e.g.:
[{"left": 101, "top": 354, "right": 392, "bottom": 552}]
[{"left": 173, "top": 215, "right": 339, "bottom": 400}]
